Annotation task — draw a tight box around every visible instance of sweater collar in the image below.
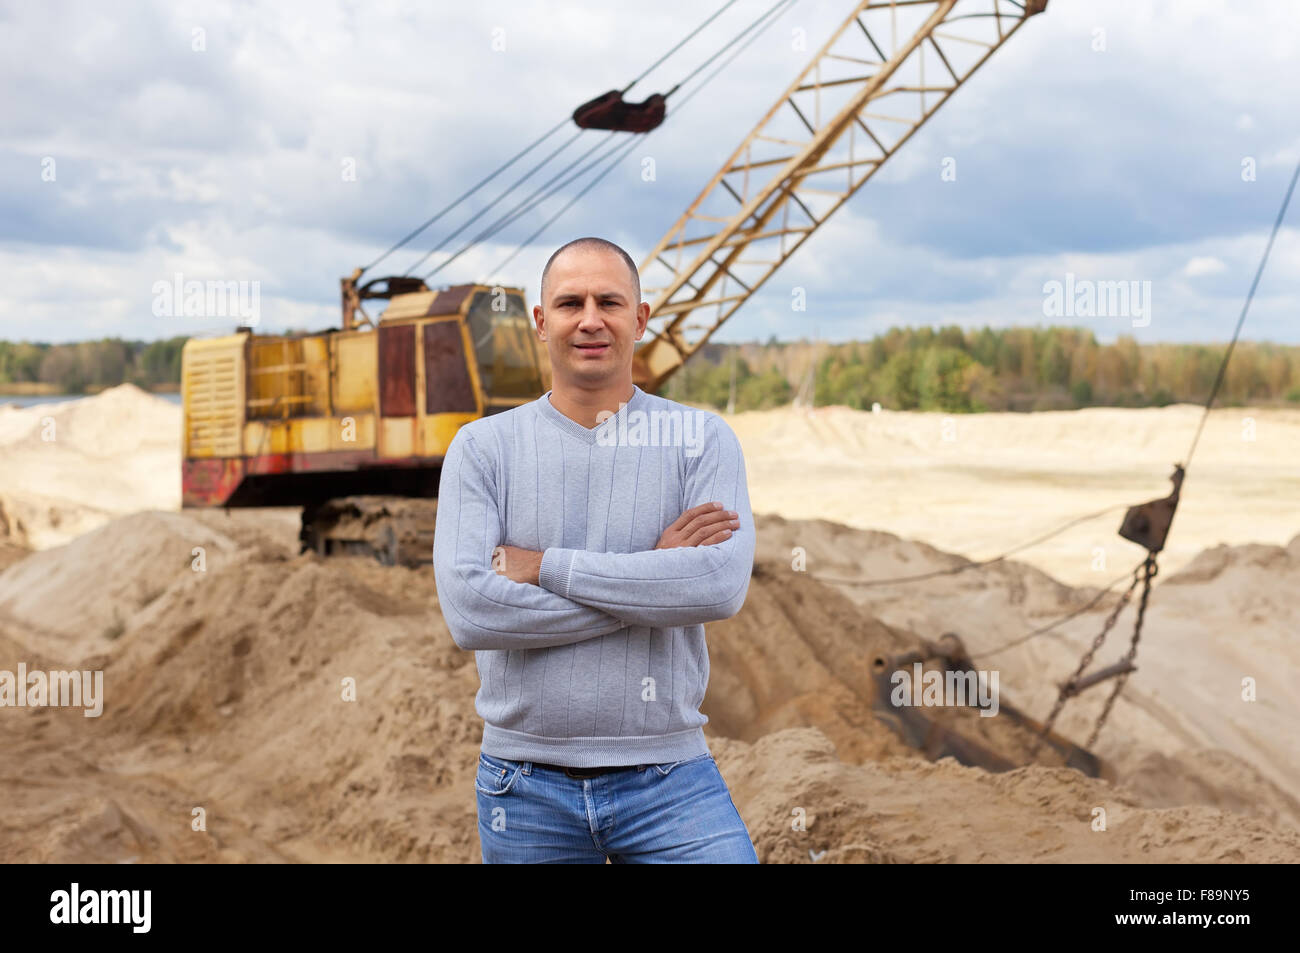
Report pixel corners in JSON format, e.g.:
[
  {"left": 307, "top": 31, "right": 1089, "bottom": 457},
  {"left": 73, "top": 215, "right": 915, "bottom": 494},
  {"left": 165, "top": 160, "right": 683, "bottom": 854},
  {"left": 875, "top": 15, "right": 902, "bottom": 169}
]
[{"left": 536, "top": 384, "right": 650, "bottom": 444}]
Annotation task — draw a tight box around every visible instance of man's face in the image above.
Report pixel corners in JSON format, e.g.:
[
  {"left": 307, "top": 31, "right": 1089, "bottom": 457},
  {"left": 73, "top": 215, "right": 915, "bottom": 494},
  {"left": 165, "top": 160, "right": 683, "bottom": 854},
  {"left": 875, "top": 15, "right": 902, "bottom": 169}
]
[{"left": 534, "top": 247, "right": 650, "bottom": 390}]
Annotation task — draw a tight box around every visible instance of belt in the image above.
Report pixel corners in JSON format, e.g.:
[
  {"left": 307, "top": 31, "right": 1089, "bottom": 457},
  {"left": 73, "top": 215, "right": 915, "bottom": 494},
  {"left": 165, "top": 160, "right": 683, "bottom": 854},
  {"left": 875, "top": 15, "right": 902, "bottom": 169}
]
[{"left": 532, "top": 762, "right": 642, "bottom": 778}]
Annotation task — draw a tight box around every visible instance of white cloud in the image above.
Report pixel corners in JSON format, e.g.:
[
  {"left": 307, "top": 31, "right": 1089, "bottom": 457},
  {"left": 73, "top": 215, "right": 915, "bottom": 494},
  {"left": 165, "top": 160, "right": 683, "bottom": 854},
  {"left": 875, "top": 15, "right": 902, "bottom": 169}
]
[
  {"left": 1184, "top": 256, "right": 1227, "bottom": 277},
  {"left": 1262, "top": 138, "right": 1300, "bottom": 168}
]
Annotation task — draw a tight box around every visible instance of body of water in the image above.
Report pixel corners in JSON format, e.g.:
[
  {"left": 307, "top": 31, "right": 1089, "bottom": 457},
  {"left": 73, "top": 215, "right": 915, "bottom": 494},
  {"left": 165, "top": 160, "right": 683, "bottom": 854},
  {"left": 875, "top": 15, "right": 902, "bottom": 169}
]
[{"left": 0, "top": 392, "right": 182, "bottom": 408}]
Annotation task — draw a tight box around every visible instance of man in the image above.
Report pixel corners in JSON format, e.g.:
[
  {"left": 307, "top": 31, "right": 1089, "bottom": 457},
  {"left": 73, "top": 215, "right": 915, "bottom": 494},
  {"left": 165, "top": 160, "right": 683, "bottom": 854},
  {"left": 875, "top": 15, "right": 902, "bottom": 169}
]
[{"left": 432, "top": 236, "right": 758, "bottom": 864}]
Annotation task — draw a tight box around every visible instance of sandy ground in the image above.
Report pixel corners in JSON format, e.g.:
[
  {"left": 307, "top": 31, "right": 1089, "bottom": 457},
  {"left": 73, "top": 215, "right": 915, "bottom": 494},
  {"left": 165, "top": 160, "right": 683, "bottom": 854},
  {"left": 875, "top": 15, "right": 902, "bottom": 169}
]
[
  {"left": 751, "top": 515, "right": 1300, "bottom": 821},
  {"left": 1, "top": 385, "right": 1297, "bottom": 863},
  {"left": 729, "top": 401, "right": 1300, "bottom": 587}
]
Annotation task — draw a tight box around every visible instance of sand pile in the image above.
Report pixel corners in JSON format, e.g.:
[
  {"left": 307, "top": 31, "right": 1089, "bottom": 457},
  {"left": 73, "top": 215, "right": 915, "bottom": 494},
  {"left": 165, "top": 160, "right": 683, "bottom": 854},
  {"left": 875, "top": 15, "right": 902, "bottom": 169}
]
[
  {"left": 714, "top": 728, "right": 1300, "bottom": 863},
  {"left": 752, "top": 513, "right": 1300, "bottom": 830},
  {"left": 702, "top": 558, "right": 1083, "bottom": 772},
  {"left": 0, "top": 384, "right": 179, "bottom": 549},
  {"left": 3, "top": 509, "right": 1298, "bottom": 863},
  {"left": 0, "top": 512, "right": 243, "bottom": 660},
  {"left": 0, "top": 515, "right": 480, "bottom": 863}
]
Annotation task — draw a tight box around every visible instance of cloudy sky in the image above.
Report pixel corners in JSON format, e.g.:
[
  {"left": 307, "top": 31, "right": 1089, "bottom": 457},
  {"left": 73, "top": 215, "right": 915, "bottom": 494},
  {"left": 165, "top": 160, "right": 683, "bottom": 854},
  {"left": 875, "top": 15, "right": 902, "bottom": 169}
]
[{"left": 2, "top": 0, "right": 1298, "bottom": 345}]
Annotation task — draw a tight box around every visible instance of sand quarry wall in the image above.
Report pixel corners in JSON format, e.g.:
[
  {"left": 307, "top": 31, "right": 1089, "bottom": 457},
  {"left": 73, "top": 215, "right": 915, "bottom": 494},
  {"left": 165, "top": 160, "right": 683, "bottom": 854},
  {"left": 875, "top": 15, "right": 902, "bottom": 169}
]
[
  {"left": 1, "top": 386, "right": 1297, "bottom": 862},
  {"left": 729, "top": 399, "right": 1300, "bottom": 587}
]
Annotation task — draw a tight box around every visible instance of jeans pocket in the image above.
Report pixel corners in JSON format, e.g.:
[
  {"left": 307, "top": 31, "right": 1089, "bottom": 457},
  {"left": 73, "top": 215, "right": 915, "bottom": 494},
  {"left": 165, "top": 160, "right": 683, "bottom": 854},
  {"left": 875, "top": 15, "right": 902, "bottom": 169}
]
[
  {"left": 651, "top": 752, "right": 714, "bottom": 777},
  {"left": 475, "top": 753, "right": 522, "bottom": 796}
]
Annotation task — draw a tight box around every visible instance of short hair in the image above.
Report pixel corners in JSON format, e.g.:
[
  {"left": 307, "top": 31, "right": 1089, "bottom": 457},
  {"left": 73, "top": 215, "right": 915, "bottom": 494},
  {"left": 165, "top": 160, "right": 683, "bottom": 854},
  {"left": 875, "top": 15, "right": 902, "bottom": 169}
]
[{"left": 540, "top": 237, "right": 641, "bottom": 306}]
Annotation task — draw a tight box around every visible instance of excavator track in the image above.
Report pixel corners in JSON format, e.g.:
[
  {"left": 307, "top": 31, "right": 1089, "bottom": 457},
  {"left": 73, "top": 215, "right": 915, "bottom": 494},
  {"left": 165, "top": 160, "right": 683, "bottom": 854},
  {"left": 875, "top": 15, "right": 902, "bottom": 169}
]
[{"left": 300, "top": 496, "right": 438, "bottom": 568}]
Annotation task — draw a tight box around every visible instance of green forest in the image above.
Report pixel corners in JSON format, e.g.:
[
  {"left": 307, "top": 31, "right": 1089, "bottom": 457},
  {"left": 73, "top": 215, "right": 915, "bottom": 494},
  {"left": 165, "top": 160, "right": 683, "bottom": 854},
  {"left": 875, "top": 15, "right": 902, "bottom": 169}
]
[
  {"left": 663, "top": 326, "right": 1300, "bottom": 413},
  {"left": 4, "top": 327, "right": 1300, "bottom": 413},
  {"left": 0, "top": 338, "right": 187, "bottom": 393}
]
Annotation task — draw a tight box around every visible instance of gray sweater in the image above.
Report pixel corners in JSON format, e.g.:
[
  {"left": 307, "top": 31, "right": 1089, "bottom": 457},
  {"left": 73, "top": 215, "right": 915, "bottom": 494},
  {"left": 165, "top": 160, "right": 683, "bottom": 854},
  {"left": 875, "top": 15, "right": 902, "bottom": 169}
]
[{"left": 432, "top": 384, "right": 755, "bottom": 767}]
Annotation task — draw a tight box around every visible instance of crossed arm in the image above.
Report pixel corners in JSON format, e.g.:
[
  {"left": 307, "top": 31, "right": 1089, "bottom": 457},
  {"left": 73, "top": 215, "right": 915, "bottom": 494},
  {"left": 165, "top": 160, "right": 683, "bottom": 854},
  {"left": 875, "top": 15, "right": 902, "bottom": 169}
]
[
  {"left": 431, "top": 420, "right": 755, "bottom": 651},
  {"left": 495, "top": 501, "right": 738, "bottom": 585}
]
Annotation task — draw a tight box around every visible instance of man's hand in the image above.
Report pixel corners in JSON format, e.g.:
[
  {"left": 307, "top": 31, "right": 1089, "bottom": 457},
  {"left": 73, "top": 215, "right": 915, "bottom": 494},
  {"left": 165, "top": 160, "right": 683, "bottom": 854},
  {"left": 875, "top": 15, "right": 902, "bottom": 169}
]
[
  {"left": 654, "top": 501, "right": 740, "bottom": 550},
  {"left": 493, "top": 545, "right": 543, "bottom": 585}
]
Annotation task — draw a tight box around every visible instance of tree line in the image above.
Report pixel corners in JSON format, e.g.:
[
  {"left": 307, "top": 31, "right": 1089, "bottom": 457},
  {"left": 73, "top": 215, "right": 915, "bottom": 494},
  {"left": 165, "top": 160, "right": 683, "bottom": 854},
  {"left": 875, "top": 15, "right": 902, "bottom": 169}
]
[
  {"left": 0, "top": 338, "right": 187, "bottom": 393},
  {"left": 6, "top": 327, "right": 1299, "bottom": 412},
  {"left": 663, "top": 326, "right": 1300, "bottom": 413}
]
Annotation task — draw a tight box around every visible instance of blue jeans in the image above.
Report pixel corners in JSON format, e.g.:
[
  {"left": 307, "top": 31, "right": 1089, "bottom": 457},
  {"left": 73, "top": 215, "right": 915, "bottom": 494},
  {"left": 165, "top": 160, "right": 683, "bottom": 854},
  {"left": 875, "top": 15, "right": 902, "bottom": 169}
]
[{"left": 475, "top": 750, "right": 759, "bottom": 864}]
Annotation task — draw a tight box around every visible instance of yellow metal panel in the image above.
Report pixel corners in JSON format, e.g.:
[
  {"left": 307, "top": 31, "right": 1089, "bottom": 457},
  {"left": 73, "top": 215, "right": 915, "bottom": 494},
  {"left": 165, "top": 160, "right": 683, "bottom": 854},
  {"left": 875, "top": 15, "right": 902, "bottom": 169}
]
[
  {"left": 422, "top": 413, "right": 479, "bottom": 458},
  {"left": 243, "top": 416, "right": 379, "bottom": 458},
  {"left": 330, "top": 413, "right": 376, "bottom": 452},
  {"left": 182, "top": 335, "right": 245, "bottom": 458},
  {"left": 292, "top": 417, "right": 334, "bottom": 454},
  {"left": 381, "top": 291, "right": 440, "bottom": 320},
  {"left": 538, "top": 342, "right": 552, "bottom": 391},
  {"left": 379, "top": 417, "right": 415, "bottom": 459},
  {"left": 246, "top": 334, "right": 329, "bottom": 418},
  {"left": 303, "top": 336, "right": 331, "bottom": 415},
  {"left": 334, "top": 331, "right": 377, "bottom": 413},
  {"left": 242, "top": 420, "right": 291, "bottom": 456},
  {"left": 414, "top": 319, "right": 427, "bottom": 419}
]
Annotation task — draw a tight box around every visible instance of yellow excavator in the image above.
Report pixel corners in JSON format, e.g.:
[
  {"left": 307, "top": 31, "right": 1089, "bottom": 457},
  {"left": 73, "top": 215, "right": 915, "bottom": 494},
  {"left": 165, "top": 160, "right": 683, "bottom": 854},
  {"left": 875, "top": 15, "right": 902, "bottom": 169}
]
[
  {"left": 181, "top": 277, "right": 545, "bottom": 564},
  {"left": 181, "top": 0, "right": 1047, "bottom": 565}
]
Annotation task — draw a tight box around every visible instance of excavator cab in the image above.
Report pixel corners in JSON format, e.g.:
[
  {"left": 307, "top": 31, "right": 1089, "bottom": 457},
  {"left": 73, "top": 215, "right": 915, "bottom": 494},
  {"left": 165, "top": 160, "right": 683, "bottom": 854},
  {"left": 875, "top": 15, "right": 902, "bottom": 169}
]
[{"left": 464, "top": 288, "right": 547, "bottom": 404}]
